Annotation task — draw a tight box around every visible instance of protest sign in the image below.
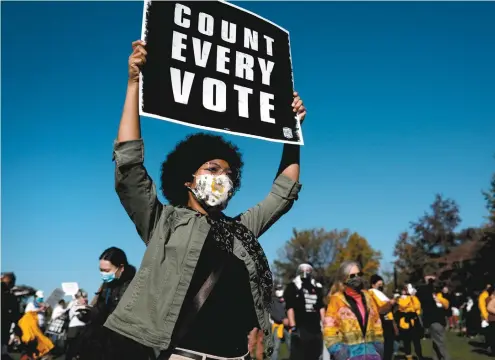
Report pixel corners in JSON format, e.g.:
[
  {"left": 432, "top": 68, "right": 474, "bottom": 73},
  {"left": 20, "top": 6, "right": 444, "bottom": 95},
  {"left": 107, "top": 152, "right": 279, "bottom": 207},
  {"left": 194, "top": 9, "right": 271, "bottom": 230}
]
[
  {"left": 62, "top": 282, "right": 79, "bottom": 296},
  {"left": 140, "top": 0, "right": 303, "bottom": 145},
  {"left": 46, "top": 288, "right": 65, "bottom": 308}
]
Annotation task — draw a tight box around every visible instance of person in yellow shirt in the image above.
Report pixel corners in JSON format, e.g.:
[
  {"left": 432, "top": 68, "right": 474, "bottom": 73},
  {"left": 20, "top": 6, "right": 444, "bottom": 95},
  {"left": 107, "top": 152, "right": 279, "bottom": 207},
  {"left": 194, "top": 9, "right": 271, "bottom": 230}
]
[
  {"left": 479, "top": 284, "right": 492, "bottom": 323},
  {"left": 397, "top": 285, "right": 424, "bottom": 360},
  {"left": 369, "top": 274, "right": 397, "bottom": 360},
  {"left": 434, "top": 291, "right": 450, "bottom": 311},
  {"left": 479, "top": 283, "right": 493, "bottom": 349}
]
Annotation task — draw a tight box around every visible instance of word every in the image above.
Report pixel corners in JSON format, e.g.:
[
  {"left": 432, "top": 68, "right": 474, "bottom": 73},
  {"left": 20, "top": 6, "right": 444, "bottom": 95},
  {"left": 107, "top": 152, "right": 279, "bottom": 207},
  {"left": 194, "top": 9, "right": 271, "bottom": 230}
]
[{"left": 169, "top": 3, "right": 277, "bottom": 123}]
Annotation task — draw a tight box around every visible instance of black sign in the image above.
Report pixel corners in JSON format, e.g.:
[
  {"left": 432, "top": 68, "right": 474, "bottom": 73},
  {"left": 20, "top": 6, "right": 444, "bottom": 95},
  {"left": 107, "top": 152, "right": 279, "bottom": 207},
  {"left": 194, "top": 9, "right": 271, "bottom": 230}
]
[{"left": 140, "top": 0, "right": 303, "bottom": 145}]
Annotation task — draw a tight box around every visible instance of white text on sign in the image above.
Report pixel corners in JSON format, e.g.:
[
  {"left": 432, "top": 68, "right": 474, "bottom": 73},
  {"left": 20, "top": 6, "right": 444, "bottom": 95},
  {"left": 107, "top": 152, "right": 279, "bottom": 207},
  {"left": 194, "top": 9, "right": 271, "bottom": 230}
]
[{"left": 169, "top": 3, "right": 277, "bottom": 124}]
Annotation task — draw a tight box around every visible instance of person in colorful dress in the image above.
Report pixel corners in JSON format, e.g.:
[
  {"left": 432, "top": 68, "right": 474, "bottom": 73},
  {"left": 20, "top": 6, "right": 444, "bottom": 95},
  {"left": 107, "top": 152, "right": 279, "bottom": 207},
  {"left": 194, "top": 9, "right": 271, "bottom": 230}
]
[{"left": 323, "top": 260, "right": 384, "bottom": 360}]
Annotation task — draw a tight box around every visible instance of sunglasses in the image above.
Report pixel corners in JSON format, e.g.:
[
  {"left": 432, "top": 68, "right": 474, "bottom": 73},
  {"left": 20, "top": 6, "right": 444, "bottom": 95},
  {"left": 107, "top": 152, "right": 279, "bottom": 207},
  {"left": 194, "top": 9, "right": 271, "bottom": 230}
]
[{"left": 349, "top": 272, "right": 364, "bottom": 279}]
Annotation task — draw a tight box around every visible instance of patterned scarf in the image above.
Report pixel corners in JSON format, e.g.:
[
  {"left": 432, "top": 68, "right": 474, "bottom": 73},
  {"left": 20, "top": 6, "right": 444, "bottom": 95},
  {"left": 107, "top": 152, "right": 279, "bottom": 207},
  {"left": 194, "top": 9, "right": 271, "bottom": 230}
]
[{"left": 206, "top": 215, "right": 273, "bottom": 309}]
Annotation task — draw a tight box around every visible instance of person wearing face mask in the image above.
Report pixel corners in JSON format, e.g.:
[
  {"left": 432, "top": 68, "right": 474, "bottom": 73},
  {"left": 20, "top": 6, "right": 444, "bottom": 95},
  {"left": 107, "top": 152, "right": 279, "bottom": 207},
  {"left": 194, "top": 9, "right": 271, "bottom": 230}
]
[
  {"left": 18, "top": 290, "right": 54, "bottom": 360},
  {"left": 75, "top": 247, "right": 136, "bottom": 360},
  {"left": 397, "top": 284, "right": 424, "bottom": 360},
  {"left": 99, "top": 40, "right": 306, "bottom": 360},
  {"left": 324, "top": 260, "right": 384, "bottom": 360},
  {"left": 283, "top": 263, "right": 325, "bottom": 360},
  {"left": 269, "top": 284, "right": 291, "bottom": 360},
  {"left": 24, "top": 290, "right": 48, "bottom": 333},
  {"left": 369, "top": 274, "right": 397, "bottom": 360}
]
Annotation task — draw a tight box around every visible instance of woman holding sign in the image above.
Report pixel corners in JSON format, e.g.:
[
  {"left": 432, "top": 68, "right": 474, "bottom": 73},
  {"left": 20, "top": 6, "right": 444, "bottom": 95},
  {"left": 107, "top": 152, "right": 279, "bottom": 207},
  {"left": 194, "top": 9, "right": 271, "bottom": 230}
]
[{"left": 101, "top": 40, "right": 306, "bottom": 360}]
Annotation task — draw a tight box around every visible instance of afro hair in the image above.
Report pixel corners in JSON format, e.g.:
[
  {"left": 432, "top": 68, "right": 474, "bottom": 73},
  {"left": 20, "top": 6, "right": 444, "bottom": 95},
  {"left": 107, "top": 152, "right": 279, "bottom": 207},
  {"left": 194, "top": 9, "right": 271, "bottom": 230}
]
[{"left": 160, "top": 133, "right": 244, "bottom": 206}]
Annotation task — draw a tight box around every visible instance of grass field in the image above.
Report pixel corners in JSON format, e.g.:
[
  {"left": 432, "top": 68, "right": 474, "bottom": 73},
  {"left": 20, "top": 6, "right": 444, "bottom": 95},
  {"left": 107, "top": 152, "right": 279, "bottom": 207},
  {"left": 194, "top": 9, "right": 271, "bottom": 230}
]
[{"left": 6, "top": 332, "right": 492, "bottom": 360}]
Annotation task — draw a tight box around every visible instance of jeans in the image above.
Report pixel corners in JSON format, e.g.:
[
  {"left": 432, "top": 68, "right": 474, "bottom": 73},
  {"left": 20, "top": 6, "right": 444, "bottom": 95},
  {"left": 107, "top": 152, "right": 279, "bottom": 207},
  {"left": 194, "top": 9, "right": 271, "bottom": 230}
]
[
  {"left": 271, "top": 327, "right": 291, "bottom": 360},
  {"left": 429, "top": 323, "right": 450, "bottom": 360}
]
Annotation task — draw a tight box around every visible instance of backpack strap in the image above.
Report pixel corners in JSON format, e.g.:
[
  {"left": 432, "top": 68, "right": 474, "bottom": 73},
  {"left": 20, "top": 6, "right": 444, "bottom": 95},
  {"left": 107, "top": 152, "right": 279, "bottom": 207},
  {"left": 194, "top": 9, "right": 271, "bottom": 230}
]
[{"left": 155, "top": 263, "right": 225, "bottom": 360}]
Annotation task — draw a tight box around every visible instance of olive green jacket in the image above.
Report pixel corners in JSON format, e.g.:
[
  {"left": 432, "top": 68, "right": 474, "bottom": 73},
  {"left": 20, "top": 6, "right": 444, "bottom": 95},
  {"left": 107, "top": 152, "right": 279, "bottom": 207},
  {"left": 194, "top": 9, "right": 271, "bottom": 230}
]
[{"left": 104, "top": 139, "right": 302, "bottom": 358}]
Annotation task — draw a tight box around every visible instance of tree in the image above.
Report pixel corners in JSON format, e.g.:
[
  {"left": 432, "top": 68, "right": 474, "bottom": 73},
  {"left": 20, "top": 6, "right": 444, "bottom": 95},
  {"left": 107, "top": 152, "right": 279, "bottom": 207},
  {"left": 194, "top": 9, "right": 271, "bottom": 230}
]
[
  {"left": 379, "top": 263, "right": 403, "bottom": 297},
  {"left": 411, "top": 194, "right": 462, "bottom": 256},
  {"left": 330, "top": 232, "right": 382, "bottom": 279},
  {"left": 393, "top": 194, "right": 462, "bottom": 283},
  {"left": 482, "top": 168, "right": 495, "bottom": 226},
  {"left": 393, "top": 231, "right": 432, "bottom": 283},
  {"left": 273, "top": 229, "right": 382, "bottom": 291},
  {"left": 477, "top": 166, "right": 495, "bottom": 284},
  {"left": 273, "top": 228, "right": 348, "bottom": 289}
]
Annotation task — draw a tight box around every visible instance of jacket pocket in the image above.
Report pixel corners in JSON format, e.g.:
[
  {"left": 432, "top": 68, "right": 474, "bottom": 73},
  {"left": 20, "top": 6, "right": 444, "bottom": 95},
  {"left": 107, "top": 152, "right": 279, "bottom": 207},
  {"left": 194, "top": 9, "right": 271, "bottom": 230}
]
[{"left": 124, "top": 267, "right": 150, "bottom": 311}]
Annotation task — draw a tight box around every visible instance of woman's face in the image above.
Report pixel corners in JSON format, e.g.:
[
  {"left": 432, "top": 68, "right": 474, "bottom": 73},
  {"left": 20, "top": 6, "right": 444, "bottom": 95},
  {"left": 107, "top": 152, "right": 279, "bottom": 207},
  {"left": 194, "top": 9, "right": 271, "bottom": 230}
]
[
  {"left": 373, "top": 280, "right": 384, "bottom": 289},
  {"left": 349, "top": 265, "right": 361, "bottom": 279},
  {"left": 348, "top": 265, "right": 360, "bottom": 278},
  {"left": 99, "top": 260, "right": 122, "bottom": 277},
  {"left": 189, "top": 159, "right": 232, "bottom": 187},
  {"left": 77, "top": 296, "right": 88, "bottom": 305},
  {"left": 185, "top": 159, "right": 235, "bottom": 210}
]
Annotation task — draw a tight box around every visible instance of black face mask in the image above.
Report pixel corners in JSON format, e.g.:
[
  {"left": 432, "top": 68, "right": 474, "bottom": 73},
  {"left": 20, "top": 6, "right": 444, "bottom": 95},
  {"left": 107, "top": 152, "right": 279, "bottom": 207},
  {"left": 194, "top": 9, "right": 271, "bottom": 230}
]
[
  {"left": 346, "top": 277, "right": 364, "bottom": 291},
  {"left": 300, "top": 271, "right": 312, "bottom": 282},
  {"left": 378, "top": 286, "right": 385, "bottom": 292}
]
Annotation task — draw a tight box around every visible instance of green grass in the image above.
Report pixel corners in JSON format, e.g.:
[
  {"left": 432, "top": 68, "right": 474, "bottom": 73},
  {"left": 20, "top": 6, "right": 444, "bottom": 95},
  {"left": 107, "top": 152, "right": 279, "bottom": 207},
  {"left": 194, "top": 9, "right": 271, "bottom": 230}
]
[{"left": 6, "top": 332, "right": 492, "bottom": 360}]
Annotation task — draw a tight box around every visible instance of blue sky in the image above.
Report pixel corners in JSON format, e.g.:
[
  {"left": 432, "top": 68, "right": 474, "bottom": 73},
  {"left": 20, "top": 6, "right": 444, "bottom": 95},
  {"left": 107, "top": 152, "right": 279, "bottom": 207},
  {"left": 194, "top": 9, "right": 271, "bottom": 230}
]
[{"left": 2, "top": 1, "right": 494, "bottom": 299}]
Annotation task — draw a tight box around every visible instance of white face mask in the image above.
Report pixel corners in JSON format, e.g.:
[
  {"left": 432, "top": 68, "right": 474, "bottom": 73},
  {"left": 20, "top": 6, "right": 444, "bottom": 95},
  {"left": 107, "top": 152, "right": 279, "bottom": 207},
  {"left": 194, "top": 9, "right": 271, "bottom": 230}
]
[
  {"left": 275, "top": 290, "right": 284, "bottom": 298},
  {"left": 191, "top": 174, "right": 233, "bottom": 209}
]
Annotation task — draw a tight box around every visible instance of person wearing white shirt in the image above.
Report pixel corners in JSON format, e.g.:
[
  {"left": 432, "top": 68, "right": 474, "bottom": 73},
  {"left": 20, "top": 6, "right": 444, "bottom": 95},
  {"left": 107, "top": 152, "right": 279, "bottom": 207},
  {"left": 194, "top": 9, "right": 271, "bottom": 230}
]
[
  {"left": 51, "top": 300, "right": 67, "bottom": 321},
  {"left": 65, "top": 290, "right": 89, "bottom": 360},
  {"left": 24, "top": 290, "right": 47, "bottom": 332},
  {"left": 46, "top": 299, "right": 69, "bottom": 353}
]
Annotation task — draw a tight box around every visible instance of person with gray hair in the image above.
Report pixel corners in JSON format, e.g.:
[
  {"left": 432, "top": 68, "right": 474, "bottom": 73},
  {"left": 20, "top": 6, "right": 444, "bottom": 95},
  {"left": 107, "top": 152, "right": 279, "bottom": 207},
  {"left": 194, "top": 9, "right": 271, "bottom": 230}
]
[{"left": 324, "top": 260, "right": 384, "bottom": 360}]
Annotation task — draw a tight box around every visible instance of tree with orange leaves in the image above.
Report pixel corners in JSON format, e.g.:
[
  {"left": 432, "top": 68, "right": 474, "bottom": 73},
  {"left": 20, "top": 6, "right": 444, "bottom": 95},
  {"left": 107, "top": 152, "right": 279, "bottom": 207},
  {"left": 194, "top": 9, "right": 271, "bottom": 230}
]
[{"left": 329, "top": 232, "right": 382, "bottom": 278}]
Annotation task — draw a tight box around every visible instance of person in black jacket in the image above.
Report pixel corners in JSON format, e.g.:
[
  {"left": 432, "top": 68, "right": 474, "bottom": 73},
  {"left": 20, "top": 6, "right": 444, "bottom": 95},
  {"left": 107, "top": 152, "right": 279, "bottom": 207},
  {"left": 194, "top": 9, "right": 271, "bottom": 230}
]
[
  {"left": 75, "top": 247, "right": 136, "bottom": 360},
  {"left": 415, "top": 275, "right": 450, "bottom": 360},
  {"left": 1, "top": 272, "right": 20, "bottom": 359}
]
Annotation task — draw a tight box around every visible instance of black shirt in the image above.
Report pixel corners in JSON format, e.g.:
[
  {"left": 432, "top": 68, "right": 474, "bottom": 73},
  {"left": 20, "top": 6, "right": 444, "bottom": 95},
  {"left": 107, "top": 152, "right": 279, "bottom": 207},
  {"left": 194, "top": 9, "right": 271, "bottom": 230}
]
[
  {"left": 416, "top": 284, "right": 446, "bottom": 327},
  {"left": 175, "top": 234, "right": 259, "bottom": 357},
  {"left": 270, "top": 297, "right": 287, "bottom": 324},
  {"left": 1, "top": 284, "right": 20, "bottom": 344},
  {"left": 284, "top": 279, "right": 324, "bottom": 333},
  {"left": 451, "top": 293, "right": 465, "bottom": 309}
]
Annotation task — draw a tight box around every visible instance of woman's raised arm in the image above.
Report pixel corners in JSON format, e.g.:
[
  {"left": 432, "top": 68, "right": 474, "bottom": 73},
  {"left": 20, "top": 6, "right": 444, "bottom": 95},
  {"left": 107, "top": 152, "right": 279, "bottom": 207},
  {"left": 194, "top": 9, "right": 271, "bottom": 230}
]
[
  {"left": 113, "top": 40, "right": 162, "bottom": 246},
  {"left": 117, "top": 40, "right": 146, "bottom": 142},
  {"left": 238, "top": 92, "right": 306, "bottom": 238}
]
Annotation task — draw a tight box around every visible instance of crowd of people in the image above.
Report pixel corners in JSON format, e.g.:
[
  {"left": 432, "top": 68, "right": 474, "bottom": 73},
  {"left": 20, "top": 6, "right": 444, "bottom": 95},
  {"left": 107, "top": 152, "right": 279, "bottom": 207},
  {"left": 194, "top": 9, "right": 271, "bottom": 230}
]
[
  {"left": 2, "top": 39, "right": 494, "bottom": 360},
  {"left": 3, "top": 261, "right": 494, "bottom": 360},
  {"left": 269, "top": 263, "right": 495, "bottom": 360},
  {"left": 1, "top": 246, "right": 137, "bottom": 360}
]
